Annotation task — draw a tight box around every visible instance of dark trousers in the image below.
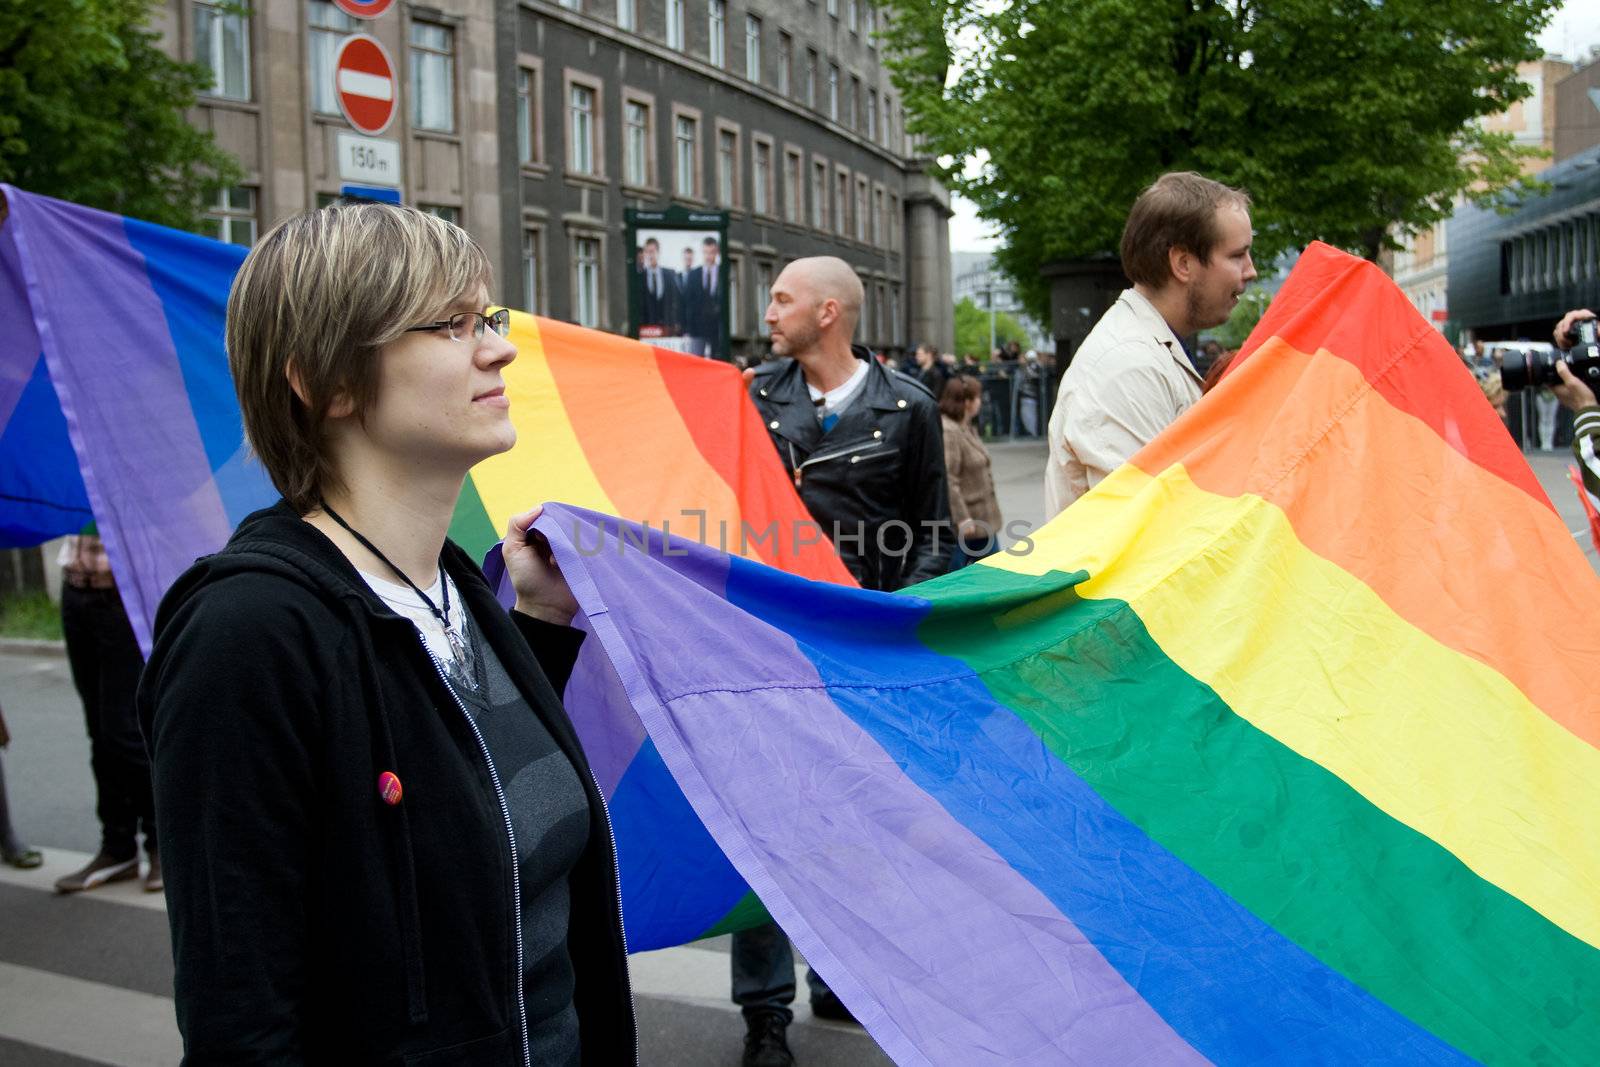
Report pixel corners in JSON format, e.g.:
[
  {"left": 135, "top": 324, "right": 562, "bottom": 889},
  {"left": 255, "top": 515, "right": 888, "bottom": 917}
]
[
  {"left": 731, "top": 920, "right": 830, "bottom": 1023},
  {"left": 62, "top": 584, "right": 153, "bottom": 859}
]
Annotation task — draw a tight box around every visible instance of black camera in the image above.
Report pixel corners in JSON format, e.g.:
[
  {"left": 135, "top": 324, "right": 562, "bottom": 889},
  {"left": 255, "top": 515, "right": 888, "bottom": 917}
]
[{"left": 1500, "top": 319, "right": 1600, "bottom": 392}]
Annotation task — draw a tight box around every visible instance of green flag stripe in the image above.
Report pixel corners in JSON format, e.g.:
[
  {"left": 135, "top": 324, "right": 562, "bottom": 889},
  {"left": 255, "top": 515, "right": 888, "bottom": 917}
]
[{"left": 916, "top": 565, "right": 1599, "bottom": 1064}]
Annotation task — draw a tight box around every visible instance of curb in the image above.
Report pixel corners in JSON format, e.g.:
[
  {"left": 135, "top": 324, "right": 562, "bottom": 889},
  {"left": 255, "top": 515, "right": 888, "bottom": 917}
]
[{"left": 0, "top": 636, "right": 67, "bottom": 658}]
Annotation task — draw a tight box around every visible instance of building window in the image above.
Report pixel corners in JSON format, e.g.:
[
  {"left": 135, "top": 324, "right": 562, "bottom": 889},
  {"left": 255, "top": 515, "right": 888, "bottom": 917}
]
[
  {"left": 889, "top": 193, "right": 900, "bottom": 251},
  {"left": 867, "top": 89, "right": 878, "bottom": 141},
  {"left": 409, "top": 21, "right": 454, "bottom": 133},
  {"left": 890, "top": 284, "right": 902, "bottom": 344},
  {"left": 753, "top": 138, "right": 773, "bottom": 216},
  {"left": 559, "top": 0, "right": 580, "bottom": 8},
  {"left": 828, "top": 65, "right": 839, "bottom": 121},
  {"left": 674, "top": 112, "right": 699, "bottom": 199},
  {"left": 308, "top": 2, "right": 356, "bottom": 114},
  {"left": 624, "top": 95, "right": 653, "bottom": 187},
  {"left": 517, "top": 65, "right": 541, "bottom": 165},
  {"left": 848, "top": 76, "right": 860, "bottom": 129},
  {"left": 783, "top": 148, "right": 802, "bottom": 223},
  {"left": 855, "top": 177, "right": 869, "bottom": 242},
  {"left": 205, "top": 186, "right": 256, "bottom": 246},
  {"left": 717, "top": 127, "right": 739, "bottom": 208},
  {"left": 865, "top": 2, "right": 877, "bottom": 45},
  {"left": 568, "top": 82, "right": 597, "bottom": 175},
  {"left": 745, "top": 16, "right": 762, "bottom": 82},
  {"left": 827, "top": 0, "right": 838, "bottom": 18},
  {"left": 709, "top": 0, "right": 726, "bottom": 68},
  {"left": 667, "top": 0, "right": 685, "bottom": 50},
  {"left": 617, "top": 0, "right": 636, "bottom": 31},
  {"left": 835, "top": 169, "right": 850, "bottom": 237},
  {"left": 872, "top": 186, "right": 884, "bottom": 246},
  {"left": 572, "top": 236, "right": 601, "bottom": 329},
  {"left": 193, "top": 1, "right": 250, "bottom": 101},
  {"left": 805, "top": 49, "right": 818, "bottom": 109},
  {"left": 522, "top": 228, "right": 543, "bottom": 314},
  {"left": 728, "top": 255, "right": 743, "bottom": 336},
  {"left": 420, "top": 204, "right": 460, "bottom": 225},
  {"left": 848, "top": 0, "right": 857, "bottom": 33},
  {"left": 810, "top": 159, "right": 828, "bottom": 230},
  {"left": 756, "top": 261, "right": 774, "bottom": 337},
  {"left": 777, "top": 33, "right": 792, "bottom": 97}
]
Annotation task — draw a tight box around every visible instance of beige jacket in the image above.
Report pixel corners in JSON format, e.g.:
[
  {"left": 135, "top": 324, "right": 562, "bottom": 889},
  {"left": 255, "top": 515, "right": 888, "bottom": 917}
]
[
  {"left": 942, "top": 415, "right": 1003, "bottom": 535},
  {"left": 1044, "top": 288, "right": 1202, "bottom": 517}
]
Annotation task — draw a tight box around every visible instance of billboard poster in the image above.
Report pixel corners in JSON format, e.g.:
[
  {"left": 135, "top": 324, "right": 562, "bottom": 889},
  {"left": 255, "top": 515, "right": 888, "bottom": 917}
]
[{"left": 626, "top": 207, "right": 729, "bottom": 360}]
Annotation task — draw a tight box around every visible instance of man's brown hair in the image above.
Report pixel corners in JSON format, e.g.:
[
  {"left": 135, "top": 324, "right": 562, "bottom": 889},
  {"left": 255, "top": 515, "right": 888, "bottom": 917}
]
[
  {"left": 1119, "top": 172, "right": 1251, "bottom": 288},
  {"left": 226, "top": 203, "right": 492, "bottom": 513}
]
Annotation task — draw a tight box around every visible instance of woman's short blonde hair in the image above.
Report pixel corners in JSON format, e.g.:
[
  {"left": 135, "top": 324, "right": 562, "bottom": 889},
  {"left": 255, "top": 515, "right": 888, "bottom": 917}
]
[{"left": 226, "top": 202, "right": 492, "bottom": 513}]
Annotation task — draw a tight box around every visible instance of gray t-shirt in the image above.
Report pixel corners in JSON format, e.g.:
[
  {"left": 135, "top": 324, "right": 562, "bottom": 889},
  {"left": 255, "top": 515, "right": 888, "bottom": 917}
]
[{"left": 452, "top": 606, "right": 591, "bottom": 1066}]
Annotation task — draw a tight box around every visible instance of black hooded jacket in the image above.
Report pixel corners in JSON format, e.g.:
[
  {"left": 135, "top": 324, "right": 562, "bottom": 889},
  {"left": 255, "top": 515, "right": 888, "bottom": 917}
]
[
  {"left": 137, "top": 502, "right": 635, "bottom": 1065},
  {"left": 750, "top": 345, "right": 952, "bottom": 591}
]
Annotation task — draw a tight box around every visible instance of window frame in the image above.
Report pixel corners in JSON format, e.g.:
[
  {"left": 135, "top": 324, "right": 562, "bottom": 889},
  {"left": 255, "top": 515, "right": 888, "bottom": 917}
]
[
  {"left": 834, "top": 164, "right": 851, "bottom": 238},
  {"left": 521, "top": 224, "right": 546, "bottom": 314},
  {"left": 205, "top": 185, "right": 258, "bottom": 247},
  {"left": 810, "top": 155, "right": 830, "bottom": 232},
  {"left": 570, "top": 231, "right": 605, "bottom": 330},
  {"left": 715, "top": 119, "right": 742, "bottom": 211},
  {"left": 621, "top": 87, "right": 658, "bottom": 191},
  {"left": 709, "top": 0, "right": 726, "bottom": 68},
  {"left": 777, "top": 32, "right": 793, "bottom": 97},
  {"left": 516, "top": 56, "right": 545, "bottom": 167},
  {"left": 308, "top": 2, "right": 355, "bottom": 115},
  {"left": 745, "top": 15, "right": 762, "bottom": 83},
  {"left": 751, "top": 134, "right": 776, "bottom": 219},
  {"left": 407, "top": 19, "right": 456, "bottom": 134},
  {"left": 672, "top": 104, "right": 704, "bottom": 203},
  {"left": 782, "top": 144, "right": 804, "bottom": 224},
  {"left": 193, "top": 0, "right": 252, "bottom": 102},
  {"left": 666, "top": 0, "right": 686, "bottom": 50},
  {"left": 563, "top": 69, "right": 606, "bottom": 179}
]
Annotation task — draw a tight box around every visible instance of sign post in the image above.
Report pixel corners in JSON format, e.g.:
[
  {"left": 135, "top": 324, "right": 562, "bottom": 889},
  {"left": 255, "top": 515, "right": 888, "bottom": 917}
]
[{"left": 333, "top": 35, "right": 397, "bottom": 137}]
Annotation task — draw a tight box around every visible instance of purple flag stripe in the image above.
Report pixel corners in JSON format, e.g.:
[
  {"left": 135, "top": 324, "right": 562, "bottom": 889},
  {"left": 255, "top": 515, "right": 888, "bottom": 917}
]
[
  {"left": 536, "top": 507, "right": 1204, "bottom": 1066},
  {"left": 4, "top": 186, "right": 234, "bottom": 651},
  {"left": 0, "top": 223, "right": 42, "bottom": 428}
]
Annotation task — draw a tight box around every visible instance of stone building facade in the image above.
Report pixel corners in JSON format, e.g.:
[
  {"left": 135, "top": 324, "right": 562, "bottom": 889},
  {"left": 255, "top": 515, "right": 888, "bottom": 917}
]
[{"left": 157, "top": 0, "right": 952, "bottom": 359}]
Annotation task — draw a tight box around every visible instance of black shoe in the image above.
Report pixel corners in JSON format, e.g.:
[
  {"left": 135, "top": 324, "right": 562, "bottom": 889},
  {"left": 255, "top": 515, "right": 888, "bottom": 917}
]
[
  {"left": 809, "top": 990, "right": 859, "bottom": 1025},
  {"left": 742, "top": 1011, "right": 794, "bottom": 1067},
  {"left": 53, "top": 851, "right": 138, "bottom": 893}
]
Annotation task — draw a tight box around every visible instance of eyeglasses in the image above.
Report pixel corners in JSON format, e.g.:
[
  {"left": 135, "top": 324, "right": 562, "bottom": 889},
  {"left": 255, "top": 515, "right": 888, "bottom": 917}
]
[{"left": 404, "top": 308, "right": 511, "bottom": 342}]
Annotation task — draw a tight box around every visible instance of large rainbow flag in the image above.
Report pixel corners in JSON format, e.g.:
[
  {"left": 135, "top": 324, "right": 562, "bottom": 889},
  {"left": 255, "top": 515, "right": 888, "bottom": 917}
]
[
  {"left": 0, "top": 185, "right": 842, "bottom": 949},
  {"left": 527, "top": 243, "right": 1600, "bottom": 1063}
]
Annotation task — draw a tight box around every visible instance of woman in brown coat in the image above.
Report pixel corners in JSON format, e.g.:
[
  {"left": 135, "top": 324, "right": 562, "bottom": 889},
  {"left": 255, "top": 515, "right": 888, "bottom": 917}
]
[{"left": 940, "top": 376, "right": 1004, "bottom": 569}]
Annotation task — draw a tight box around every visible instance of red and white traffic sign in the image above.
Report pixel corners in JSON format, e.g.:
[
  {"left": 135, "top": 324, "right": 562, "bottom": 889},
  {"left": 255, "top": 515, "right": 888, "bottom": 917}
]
[
  {"left": 334, "top": 34, "right": 396, "bottom": 137},
  {"left": 333, "top": 0, "right": 395, "bottom": 18}
]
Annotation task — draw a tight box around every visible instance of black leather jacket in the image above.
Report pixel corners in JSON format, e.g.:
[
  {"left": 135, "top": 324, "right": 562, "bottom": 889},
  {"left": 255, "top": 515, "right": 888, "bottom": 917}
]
[{"left": 750, "top": 347, "right": 951, "bottom": 591}]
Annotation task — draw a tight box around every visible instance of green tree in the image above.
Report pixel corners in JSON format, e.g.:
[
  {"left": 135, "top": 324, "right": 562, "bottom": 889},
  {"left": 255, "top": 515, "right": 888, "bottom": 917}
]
[
  {"left": 880, "top": 0, "right": 1556, "bottom": 316},
  {"left": 954, "top": 295, "right": 1028, "bottom": 358},
  {"left": 0, "top": 0, "right": 242, "bottom": 230}
]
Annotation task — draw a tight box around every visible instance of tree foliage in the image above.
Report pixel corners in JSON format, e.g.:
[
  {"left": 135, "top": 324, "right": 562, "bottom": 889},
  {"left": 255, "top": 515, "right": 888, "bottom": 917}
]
[
  {"left": 954, "top": 296, "right": 1028, "bottom": 357},
  {"left": 0, "top": 0, "right": 242, "bottom": 230},
  {"left": 1203, "top": 285, "right": 1273, "bottom": 350},
  {"left": 880, "top": 0, "right": 1557, "bottom": 316}
]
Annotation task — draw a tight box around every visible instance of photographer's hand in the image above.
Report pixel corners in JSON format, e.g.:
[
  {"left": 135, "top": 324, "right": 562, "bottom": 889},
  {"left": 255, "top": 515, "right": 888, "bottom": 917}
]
[
  {"left": 1553, "top": 360, "right": 1597, "bottom": 411},
  {"left": 1553, "top": 309, "right": 1595, "bottom": 351}
]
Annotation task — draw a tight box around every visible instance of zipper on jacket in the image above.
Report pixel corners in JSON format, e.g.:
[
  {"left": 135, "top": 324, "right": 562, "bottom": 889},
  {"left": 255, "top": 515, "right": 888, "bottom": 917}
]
[
  {"left": 789, "top": 438, "right": 898, "bottom": 487},
  {"left": 426, "top": 650, "right": 532, "bottom": 1067},
  {"left": 584, "top": 765, "right": 639, "bottom": 1064}
]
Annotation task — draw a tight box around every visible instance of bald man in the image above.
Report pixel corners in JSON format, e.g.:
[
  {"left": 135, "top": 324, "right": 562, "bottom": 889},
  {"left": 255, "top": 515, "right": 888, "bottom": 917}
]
[{"left": 736, "top": 258, "right": 950, "bottom": 1064}]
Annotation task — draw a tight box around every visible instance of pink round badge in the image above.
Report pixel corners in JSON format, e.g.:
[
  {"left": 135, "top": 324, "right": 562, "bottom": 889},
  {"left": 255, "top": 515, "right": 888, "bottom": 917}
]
[{"left": 378, "top": 771, "right": 403, "bottom": 806}]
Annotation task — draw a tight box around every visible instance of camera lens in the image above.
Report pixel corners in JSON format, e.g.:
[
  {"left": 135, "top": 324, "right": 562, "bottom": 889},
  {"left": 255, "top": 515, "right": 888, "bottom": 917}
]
[{"left": 1500, "top": 352, "right": 1530, "bottom": 392}]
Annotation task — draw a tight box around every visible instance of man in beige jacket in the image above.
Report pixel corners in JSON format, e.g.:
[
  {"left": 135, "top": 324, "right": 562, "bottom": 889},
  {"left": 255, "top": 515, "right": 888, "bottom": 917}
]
[{"left": 1044, "top": 172, "right": 1256, "bottom": 517}]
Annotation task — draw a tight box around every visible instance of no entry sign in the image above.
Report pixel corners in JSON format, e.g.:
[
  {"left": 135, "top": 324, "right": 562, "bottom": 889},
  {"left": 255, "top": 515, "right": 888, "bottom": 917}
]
[
  {"left": 333, "top": 0, "right": 395, "bottom": 17},
  {"left": 334, "top": 34, "right": 396, "bottom": 136}
]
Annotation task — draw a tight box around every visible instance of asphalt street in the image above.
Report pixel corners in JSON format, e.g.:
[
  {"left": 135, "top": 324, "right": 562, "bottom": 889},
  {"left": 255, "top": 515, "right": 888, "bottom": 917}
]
[{"left": 1, "top": 438, "right": 1592, "bottom": 1065}]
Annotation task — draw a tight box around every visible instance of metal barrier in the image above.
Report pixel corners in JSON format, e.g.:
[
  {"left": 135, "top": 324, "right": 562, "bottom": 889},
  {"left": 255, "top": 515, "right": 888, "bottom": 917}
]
[{"left": 977, "top": 365, "right": 1060, "bottom": 442}]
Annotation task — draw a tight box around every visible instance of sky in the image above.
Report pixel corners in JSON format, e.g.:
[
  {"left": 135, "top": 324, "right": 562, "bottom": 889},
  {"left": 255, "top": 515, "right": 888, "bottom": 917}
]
[{"left": 946, "top": 1, "right": 1600, "bottom": 252}]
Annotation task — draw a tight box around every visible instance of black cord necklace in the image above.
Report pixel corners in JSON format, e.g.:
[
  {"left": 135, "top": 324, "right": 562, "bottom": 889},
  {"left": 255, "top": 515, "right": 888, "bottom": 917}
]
[{"left": 321, "top": 500, "right": 479, "bottom": 689}]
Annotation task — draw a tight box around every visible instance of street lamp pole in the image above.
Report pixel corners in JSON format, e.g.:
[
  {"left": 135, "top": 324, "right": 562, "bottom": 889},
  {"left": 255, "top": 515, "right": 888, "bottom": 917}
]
[{"left": 986, "top": 280, "right": 996, "bottom": 356}]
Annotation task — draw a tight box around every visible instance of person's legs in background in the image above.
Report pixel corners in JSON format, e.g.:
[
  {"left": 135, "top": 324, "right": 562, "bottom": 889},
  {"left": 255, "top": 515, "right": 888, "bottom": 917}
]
[
  {"left": 733, "top": 921, "right": 796, "bottom": 1066},
  {"left": 56, "top": 585, "right": 156, "bottom": 893}
]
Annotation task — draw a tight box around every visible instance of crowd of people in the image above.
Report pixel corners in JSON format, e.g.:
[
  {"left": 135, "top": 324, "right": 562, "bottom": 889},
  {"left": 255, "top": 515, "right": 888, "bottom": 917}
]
[{"left": 8, "top": 167, "right": 1591, "bottom": 1067}]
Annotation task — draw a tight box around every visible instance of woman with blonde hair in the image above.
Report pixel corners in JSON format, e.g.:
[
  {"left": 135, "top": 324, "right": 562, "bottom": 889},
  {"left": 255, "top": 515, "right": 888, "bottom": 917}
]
[
  {"left": 939, "top": 376, "right": 1004, "bottom": 569},
  {"left": 138, "top": 203, "right": 634, "bottom": 1064}
]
